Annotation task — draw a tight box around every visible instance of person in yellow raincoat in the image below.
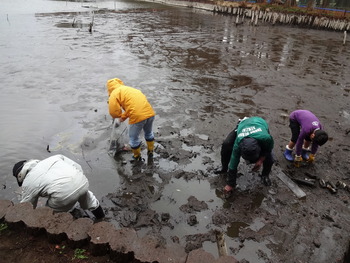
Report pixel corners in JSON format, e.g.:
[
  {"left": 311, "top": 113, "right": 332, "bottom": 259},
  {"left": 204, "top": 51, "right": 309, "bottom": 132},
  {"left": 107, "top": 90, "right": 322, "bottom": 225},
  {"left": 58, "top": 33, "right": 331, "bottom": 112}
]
[{"left": 107, "top": 78, "right": 155, "bottom": 161}]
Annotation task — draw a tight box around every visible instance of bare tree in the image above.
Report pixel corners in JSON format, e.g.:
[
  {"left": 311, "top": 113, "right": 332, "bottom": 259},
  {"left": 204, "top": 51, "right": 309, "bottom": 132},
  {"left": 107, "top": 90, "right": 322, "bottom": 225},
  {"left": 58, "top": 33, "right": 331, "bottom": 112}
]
[
  {"left": 270, "top": 0, "right": 283, "bottom": 4},
  {"left": 307, "top": 0, "right": 315, "bottom": 9},
  {"left": 335, "top": 0, "right": 350, "bottom": 8},
  {"left": 285, "top": 0, "right": 297, "bottom": 7},
  {"left": 321, "top": 0, "right": 330, "bottom": 8}
]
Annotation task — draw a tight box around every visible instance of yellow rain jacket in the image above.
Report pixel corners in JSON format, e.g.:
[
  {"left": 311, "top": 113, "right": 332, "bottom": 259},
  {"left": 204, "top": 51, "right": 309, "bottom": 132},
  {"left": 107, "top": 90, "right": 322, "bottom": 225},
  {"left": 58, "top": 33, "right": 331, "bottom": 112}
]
[{"left": 107, "top": 78, "right": 155, "bottom": 124}]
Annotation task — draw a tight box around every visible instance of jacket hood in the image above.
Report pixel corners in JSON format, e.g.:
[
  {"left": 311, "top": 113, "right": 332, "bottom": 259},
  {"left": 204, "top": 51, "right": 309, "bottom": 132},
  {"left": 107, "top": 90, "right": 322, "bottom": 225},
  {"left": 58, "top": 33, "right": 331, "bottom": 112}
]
[
  {"left": 16, "top": 159, "right": 40, "bottom": 186},
  {"left": 107, "top": 78, "right": 124, "bottom": 96}
]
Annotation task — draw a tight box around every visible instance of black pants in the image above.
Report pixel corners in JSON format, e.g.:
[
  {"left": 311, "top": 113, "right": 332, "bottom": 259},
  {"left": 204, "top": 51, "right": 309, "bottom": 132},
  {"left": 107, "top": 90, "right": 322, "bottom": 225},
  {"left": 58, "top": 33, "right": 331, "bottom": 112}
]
[
  {"left": 220, "top": 129, "right": 237, "bottom": 172},
  {"left": 289, "top": 119, "right": 311, "bottom": 143}
]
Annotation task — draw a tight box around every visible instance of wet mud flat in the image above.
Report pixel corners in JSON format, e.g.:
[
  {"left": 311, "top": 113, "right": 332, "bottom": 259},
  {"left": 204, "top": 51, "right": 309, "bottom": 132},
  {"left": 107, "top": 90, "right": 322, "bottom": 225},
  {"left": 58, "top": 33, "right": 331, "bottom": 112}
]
[
  {"left": 1, "top": 1, "right": 350, "bottom": 262},
  {"left": 102, "top": 118, "right": 350, "bottom": 262}
]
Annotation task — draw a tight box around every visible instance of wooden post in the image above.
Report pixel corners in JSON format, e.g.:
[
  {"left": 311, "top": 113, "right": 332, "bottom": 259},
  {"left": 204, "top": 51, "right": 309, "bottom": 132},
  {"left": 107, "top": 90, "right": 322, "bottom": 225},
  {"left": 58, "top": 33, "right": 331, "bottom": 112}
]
[
  {"left": 215, "top": 230, "right": 228, "bottom": 257},
  {"left": 275, "top": 167, "right": 306, "bottom": 199}
]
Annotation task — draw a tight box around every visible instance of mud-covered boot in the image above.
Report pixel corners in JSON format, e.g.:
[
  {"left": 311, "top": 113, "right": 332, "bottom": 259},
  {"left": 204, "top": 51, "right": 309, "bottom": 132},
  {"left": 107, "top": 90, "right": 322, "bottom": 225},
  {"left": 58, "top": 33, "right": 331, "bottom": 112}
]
[
  {"left": 91, "top": 205, "right": 105, "bottom": 220},
  {"left": 283, "top": 145, "right": 294, "bottom": 162},
  {"left": 146, "top": 140, "right": 154, "bottom": 157},
  {"left": 214, "top": 162, "right": 229, "bottom": 175},
  {"left": 261, "top": 175, "right": 272, "bottom": 186},
  {"left": 214, "top": 167, "right": 228, "bottom": 175},
  {"left": 131, "top": 146, "right": 142, "bottom": 163}
]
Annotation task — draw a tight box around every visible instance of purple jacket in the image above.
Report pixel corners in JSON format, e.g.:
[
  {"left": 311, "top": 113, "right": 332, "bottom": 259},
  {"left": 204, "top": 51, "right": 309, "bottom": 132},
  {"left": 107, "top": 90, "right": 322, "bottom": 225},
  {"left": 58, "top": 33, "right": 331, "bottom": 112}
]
[{"left": 290, "top": 110, "right": 323, "bottom": 155}]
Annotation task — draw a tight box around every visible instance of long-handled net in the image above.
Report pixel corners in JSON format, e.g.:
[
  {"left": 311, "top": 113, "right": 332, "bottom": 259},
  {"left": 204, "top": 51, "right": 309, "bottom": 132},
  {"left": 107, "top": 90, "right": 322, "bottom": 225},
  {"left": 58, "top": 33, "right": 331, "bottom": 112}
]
[{"left": 108, "top": 119, "right": 129, "bottom": 156}]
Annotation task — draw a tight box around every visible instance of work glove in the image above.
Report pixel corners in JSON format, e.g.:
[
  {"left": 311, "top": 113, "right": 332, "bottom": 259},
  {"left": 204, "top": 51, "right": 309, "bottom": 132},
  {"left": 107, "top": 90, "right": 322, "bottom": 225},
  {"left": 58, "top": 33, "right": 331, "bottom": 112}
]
[
  {"left": 224, "top": 184, "right": 233, "bottom": 192},
  {"left": 252, "top": 159, "right": 263, "bottom": 172},
  {"left": 294, "top": 155, "right": 302, "bottom": 168},
  {"left": 307, "top": 154, "right": 315, "bottom": 163},
  {"left": 223, "top": 184, "right": 234, "bottom": 199}
]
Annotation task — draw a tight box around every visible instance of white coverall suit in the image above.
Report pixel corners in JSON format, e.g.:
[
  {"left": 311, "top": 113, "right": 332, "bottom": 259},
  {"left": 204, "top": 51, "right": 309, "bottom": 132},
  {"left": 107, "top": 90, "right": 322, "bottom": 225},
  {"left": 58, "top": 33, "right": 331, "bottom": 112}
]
[{"left": 19, "top": 154, "right": 99, "bottom": 212}]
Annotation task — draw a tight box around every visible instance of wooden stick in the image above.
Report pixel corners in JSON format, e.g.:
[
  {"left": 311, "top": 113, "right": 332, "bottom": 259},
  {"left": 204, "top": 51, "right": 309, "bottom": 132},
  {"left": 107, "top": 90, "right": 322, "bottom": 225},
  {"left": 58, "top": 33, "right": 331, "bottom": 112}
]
[
  {"left": 275, "top": 167, "right": 306, "bottom": 199},
  {"left": 215, "top": 230, "right": 228, "bottom": 257}
]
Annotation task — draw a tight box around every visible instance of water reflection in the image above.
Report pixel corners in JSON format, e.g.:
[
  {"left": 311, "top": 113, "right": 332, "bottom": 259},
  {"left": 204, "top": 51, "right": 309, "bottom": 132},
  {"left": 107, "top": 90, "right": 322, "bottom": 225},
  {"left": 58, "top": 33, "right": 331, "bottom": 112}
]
[
  {"left": 227, "top": 221, "right": 249, "bottom": 238},
  {"left": 1, "top": 1, "right": 349, "bottom": 261}
]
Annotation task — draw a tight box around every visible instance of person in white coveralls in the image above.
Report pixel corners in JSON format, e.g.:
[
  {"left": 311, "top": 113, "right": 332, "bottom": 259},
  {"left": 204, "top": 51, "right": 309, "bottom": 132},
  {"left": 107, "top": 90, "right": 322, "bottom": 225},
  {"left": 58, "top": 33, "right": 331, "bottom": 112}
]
[{"left": 12, "top": 154, "right": 104, "bottom": 219}]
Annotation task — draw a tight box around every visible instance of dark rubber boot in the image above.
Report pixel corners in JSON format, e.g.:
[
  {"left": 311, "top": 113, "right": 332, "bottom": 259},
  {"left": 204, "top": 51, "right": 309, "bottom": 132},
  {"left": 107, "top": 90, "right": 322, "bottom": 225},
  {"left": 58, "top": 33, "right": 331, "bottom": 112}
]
[
  {"left": 301, "top": 149, "right": 309, "bottom": 161},
  {"left": 91, "top": 205, "right": 105, "bottom": 220},
  {"left": 261, "top": 175, "right": 272, "bottom": 186},
  {"left": 214, "top": 168, "right": 227, "bottom": 175}
]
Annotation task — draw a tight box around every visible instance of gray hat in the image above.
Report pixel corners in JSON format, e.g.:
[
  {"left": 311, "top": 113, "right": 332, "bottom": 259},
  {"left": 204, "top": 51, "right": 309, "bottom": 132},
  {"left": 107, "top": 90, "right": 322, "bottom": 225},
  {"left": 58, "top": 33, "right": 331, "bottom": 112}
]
[{"left": 240, "top": 137, "right": 261, "bottom": 163}]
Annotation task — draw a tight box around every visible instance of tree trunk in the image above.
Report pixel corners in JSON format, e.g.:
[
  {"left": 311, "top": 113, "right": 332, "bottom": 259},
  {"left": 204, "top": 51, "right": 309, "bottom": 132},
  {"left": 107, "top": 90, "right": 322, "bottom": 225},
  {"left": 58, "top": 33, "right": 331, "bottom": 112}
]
[
  {"left": 336, "top": 0, "right": 350, "bottom": 8},
  {"left": 270, "top": 0, "right": 283, "bottom": 5},
  {"left": 285, "top": 0, "right": 291, "bottom": 7},
  {"left": 321, "top": 0, "right": 330, "bottom": 8},
  {"left": 284, "top": 0, "right": 298, "bottom": 7},
  {"left": 307, "top": 0, "right": 315, "bottom": 9}
]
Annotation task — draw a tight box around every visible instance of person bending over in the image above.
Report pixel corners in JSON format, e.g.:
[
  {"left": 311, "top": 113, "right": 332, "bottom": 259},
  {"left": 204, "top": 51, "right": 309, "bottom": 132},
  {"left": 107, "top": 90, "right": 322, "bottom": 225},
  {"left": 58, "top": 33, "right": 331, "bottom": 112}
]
[
  {"left": 107, "top": 78, "right": 155, "bottom": 162},
  {"left": 283, "top": 110, "right": 328, "bottom": 167},
  {"left": 215, "top": 117, "right": 274, "bottom": 194},
  {"left": 12, "top": 154, "right": 105, "bottom": 219}
]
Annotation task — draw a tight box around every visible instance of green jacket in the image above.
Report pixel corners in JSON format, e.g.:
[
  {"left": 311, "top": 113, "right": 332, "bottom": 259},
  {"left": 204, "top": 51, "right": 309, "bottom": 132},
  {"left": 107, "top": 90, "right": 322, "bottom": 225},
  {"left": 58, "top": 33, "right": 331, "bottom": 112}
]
[{"left": 228, "top": 117, "right": 274, "bottom": 171}]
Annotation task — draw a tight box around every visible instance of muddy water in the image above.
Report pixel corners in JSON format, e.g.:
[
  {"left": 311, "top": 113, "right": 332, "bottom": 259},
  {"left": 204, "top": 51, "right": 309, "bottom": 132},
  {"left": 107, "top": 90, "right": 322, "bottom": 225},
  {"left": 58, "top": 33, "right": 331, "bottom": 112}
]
[{"left": 1, "top": 0, "right": 350, "bottom": 261}]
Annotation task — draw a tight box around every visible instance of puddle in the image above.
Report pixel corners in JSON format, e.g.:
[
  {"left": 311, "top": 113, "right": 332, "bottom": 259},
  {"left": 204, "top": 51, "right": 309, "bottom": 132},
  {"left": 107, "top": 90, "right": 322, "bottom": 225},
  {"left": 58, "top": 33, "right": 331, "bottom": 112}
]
[
  {"left": 1, "top": 0, "right": 350, "bottom": 261},
  {"left": 250, "top": 192, "right": 266, "bottom": 210},
  {"left": 230, "top": 239, "right": 272, "bottom": 263},
  {"left": 249, "top": 217, "right": 266, "bottom": 232},
  {"left": 227, "top": 222, "right": 250, "bottom": 238},
  {"left": 150, "top": 178, "right": 222, "bottom": 221}
]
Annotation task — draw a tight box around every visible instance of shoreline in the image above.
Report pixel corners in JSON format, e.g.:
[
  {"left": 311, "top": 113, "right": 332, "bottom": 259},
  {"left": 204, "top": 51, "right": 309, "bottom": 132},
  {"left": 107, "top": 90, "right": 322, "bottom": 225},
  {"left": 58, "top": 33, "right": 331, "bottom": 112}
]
[{"left": 141, "top": 0, "right": 350, "bottom": 32}]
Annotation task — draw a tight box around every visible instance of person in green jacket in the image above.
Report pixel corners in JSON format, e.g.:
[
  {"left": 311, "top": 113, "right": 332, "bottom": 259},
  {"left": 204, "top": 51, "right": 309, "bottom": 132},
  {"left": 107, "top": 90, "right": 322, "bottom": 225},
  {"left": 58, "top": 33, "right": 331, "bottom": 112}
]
[{"left": 215, "top": 117, "right": 274, "bottom": 194}]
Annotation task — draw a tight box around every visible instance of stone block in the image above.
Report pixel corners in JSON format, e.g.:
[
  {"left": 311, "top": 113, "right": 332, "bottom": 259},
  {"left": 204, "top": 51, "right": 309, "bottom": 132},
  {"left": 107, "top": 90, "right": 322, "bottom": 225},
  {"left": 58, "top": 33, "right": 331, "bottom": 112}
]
[
  {"left": 46, "top": 212, "right": 74, "bottom": 244},
  {"left": 87, "top": 221, "right": 116, "bottom": 256},
  {"left": 0, "top": 199, "right": 13, "bottom": 221},
  {"left": 66, "top": 217, "right": 94, "bottom": 248},
  {"left": 216, "top": 256, "right": 239, "bottom": 263},
  {"left": 4, "top": 202, "right": 33, "bottom": 229},
  {"left": 109, "top": 228, "right": 138, "bottom": 262},
  {"left": 187, "top": 249, "right": 239, "bottom": 263},
  {"left": 23, "top": 206, "right": 53, "bottom": 228},
  {"left": 186, "top": 249, "right": 216, "bottom": 263},
  {"left": 23, "top": 206, "right": 54, "bottom": 236},
  {"left": 133, "top": 235, "right": 187, "bottom": 263}
]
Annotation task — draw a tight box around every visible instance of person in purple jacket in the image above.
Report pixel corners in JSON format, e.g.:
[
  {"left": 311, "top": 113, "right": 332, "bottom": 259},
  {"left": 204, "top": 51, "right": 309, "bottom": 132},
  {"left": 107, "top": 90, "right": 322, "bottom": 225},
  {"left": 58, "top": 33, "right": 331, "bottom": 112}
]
[{"left": 283, "top": 110, "right": 328, "bottom": 167}]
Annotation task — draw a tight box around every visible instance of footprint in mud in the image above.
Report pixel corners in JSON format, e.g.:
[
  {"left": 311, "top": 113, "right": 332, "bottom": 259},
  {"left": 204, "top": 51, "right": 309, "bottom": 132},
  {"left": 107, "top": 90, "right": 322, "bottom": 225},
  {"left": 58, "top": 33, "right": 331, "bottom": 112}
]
[{"left": 230, "top": 75, "right": 252, "bottom": 88}]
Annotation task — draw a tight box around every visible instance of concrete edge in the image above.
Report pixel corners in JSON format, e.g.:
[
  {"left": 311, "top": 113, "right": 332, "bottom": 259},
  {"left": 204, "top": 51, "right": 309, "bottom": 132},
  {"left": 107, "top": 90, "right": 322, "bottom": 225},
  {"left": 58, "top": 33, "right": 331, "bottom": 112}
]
[{"left": 0, "top": 200, "right": 238, "bottom": 263}]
